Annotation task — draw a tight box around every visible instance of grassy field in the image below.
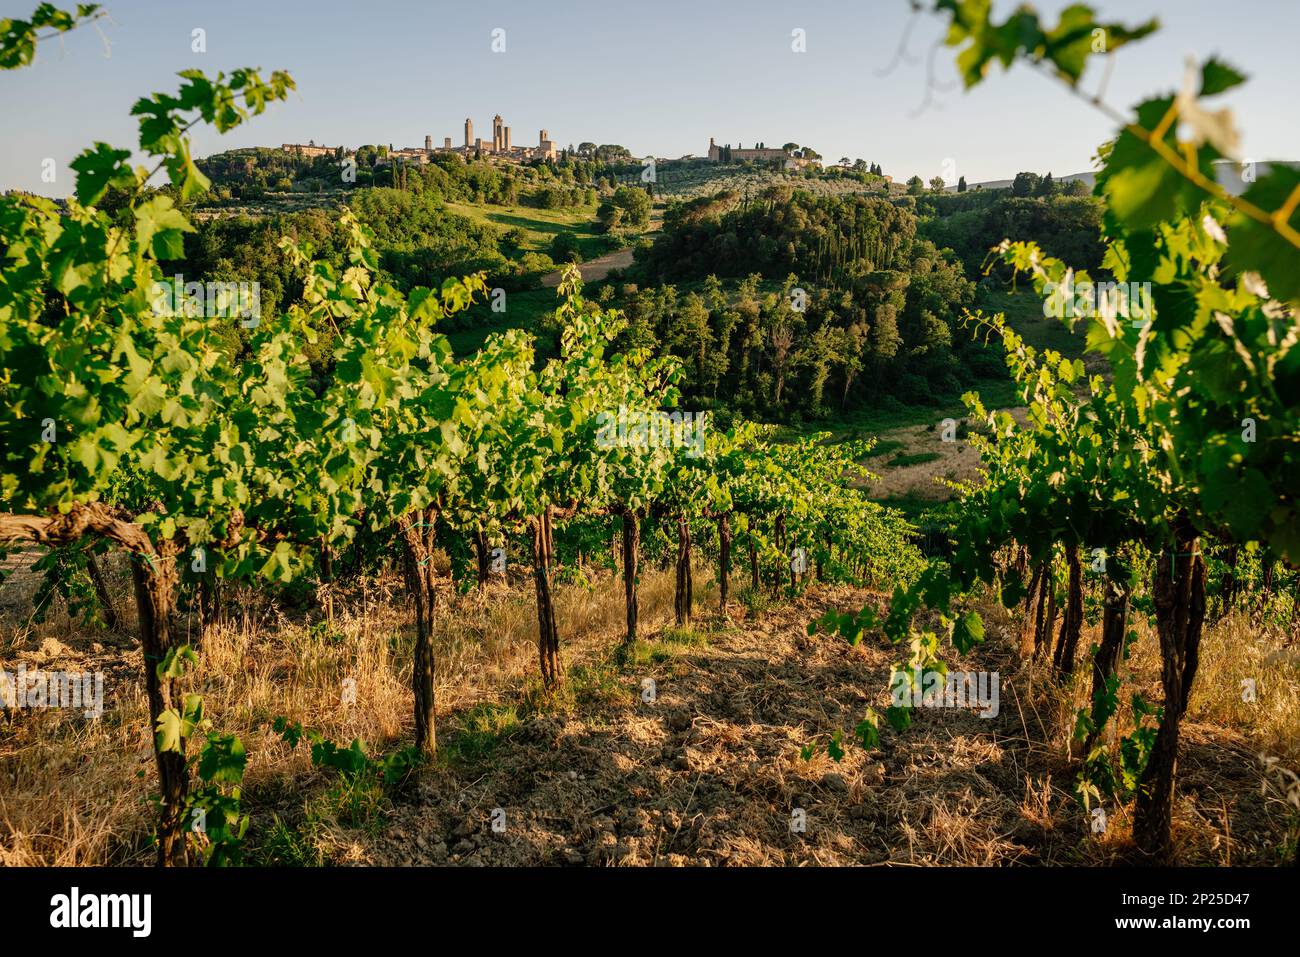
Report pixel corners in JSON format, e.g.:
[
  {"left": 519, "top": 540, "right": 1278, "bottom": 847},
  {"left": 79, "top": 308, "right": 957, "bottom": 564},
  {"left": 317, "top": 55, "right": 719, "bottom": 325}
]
[
  {"left": 775, "top": 288, "right": 1070, "bottom": 514},
  {"left": 779, "top": 376, "right": 1020, "bottom": 443},
  {"left": 440, "top": 201, "right": 607, "bottom": 357},
  {"left": 439, "top": 202, "right": 652, "bottom": 357},
  {"left": 444, "top": 287, "right": 565, "bottom": 357},
  {"left": 444, "top": 202, "right": 609, "bottom": 262},
  {"left": 977, "top": 287, "right": 1089, "bottom": 360}
]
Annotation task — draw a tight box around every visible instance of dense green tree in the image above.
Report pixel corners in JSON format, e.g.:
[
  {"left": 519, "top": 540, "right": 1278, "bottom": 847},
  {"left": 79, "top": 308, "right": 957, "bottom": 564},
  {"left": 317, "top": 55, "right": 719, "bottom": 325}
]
[
  {"left": 625, "top": 189, "right": 983, "bottom": 418},
  {"left": 918, "top": 192, "right": 1105, "bottom": 279},
  {"left": 1010, "top": 170, "right": 1041, "bottom": 196},
  {"left": 549, "top": 230, "right": 582, "bottom": 264}
]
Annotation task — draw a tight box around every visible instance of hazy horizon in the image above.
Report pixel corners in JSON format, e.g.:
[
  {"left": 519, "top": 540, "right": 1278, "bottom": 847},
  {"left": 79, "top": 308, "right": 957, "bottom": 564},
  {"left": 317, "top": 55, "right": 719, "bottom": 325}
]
[{"left": 3, "top": 0, "right": 1299, "bottom": 197}]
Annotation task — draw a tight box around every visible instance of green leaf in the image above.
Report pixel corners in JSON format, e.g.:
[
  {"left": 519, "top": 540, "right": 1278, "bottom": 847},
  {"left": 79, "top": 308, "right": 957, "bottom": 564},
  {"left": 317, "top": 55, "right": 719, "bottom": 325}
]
[
  {"left": 951, "top": 610, "right": 986, "bottom": 654},
  {"left": 198, "top": 734, "right": 248, "bottom": 785},
  {"left": 134, "top": 194, "right": 193, "bottom": 260},
  {"left": 1217, "top": 469, "right": 1273, "bottom": 538},
  {"left": 1000, "top": 572, "right": 1026, "bottom": 609},
  {"left": 1199, "top": 57, "right": 1246, "bottom": 97},
  {"left": 68, "top": 142, "right": 134, "bottom": 206},
  {"left": 154, "top": 694, "right": 202, "bottom": 753},
  {"left": 1227, "top": 166, "right": 1300, "bottom": 306},
  {"left": 1099, "top": 97, "right": 1219, "bottom": 232},
  {"left": 885, "top": 704, "right": 912, "bottom": 733},
  {"left": 854, "top": 709, "right": 881, "bottom": 749},
  {"left": 156, "top": 643, "right": 199, "bottom": 680},
  {"left": 826, "top": 728, "right": 845, "bottom": 763}
]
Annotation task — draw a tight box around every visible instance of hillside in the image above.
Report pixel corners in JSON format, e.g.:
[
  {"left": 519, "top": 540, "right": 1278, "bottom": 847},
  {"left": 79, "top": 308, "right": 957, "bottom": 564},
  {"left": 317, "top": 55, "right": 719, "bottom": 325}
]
[{"left": 946, "top": 171, "right": 1097, "bottom": 193}]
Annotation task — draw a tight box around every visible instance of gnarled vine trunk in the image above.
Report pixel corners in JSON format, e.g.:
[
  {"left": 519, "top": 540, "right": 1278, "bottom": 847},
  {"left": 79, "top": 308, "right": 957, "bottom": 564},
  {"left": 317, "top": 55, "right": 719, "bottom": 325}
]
[
  {"left": 85, "top": 552, "right": 120, "bottom": 632},
  {"left": 718, "top": 513, "right": 732, "bottom": 614},
  {"left": 1, "top": 505, "right": 192, "bottom": 867},
  {"left": 773, "top": 513, "right": 787, "bottom": 592},
  {"left": 318, "top": 540, "right": 334, "bottom": 626},
  {"left": 1134, "top": 520, "right": 1206, "bottom": 861},
  {"left": 473, "top": 527, "right": 490, "bottom": 591},
  {"left": 621, "top": 508, "right": 640, "bottom": 646},
  {"left": 1020, "top": 559, "right": 1046, "bottom": 658},
  {"left": 1041, "top": 582, "right": 1058, "bottom": 659},
  {"left": 131, "top": 542, "right": 188, "bottom": 867},
  {"left": 542, "top": 508, "right": 556, "bottom": 576},
  {"left": 1033, "top": 555, "right": 1056, "bottom": 659},
  {"left": 1092, "top": 575, "right": 1131, "bottom": 704},
  {"left": 196, "top": 573, "right": 221, "bottom": 641},
  {"left": 530, "top": 511, "right": 562, "bottom": 688},
  {"left": 674, "top": 512, "right": 693, "bottom": 626},
  {"left": 1054, "top": 544, "right": 1084, "bottom": 676},
  {"left": 398, "top": 508, "right": 439, "bottom": 757},
  {"left": 1083, "top": 572, "right": 1131, "bottom": 754}
]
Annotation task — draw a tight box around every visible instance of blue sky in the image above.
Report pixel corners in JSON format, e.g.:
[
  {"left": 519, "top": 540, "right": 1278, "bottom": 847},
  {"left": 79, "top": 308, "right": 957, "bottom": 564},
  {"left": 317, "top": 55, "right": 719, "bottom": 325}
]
[{"left": 3, "top": 0, "right": 1298, "bottom": 196}]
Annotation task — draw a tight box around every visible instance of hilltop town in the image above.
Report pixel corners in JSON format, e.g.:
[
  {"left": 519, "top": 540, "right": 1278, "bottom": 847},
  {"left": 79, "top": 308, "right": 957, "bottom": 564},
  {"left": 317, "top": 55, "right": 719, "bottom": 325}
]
[
  {"left": 284, "top": 114, "right": 560, "bottom": 166},
  {"left": 281, "top": 117, "right": 827, "bottom": 171}
]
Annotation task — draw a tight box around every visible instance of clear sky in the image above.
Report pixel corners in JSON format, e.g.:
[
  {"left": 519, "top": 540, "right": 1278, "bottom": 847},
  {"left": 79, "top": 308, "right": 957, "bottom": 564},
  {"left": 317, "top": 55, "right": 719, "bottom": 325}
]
[{"left": 3, "top": 0, "right": 1298, "bottom": 196}]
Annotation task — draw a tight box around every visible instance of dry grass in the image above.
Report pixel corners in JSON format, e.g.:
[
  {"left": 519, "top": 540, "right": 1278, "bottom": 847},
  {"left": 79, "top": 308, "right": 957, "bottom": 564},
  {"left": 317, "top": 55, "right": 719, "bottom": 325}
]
[
  {"left": 357, "top": 588, "right": 1299, "bottom": 867},
  {"left": 2, "top": 550, "right": 1298, "bottom": 867},
  {"left": 1186, "top": 616, "right": 1300, "bottom": 760},
  {"left": 0, "top": 553, "right": 690, "bottom": 866}
]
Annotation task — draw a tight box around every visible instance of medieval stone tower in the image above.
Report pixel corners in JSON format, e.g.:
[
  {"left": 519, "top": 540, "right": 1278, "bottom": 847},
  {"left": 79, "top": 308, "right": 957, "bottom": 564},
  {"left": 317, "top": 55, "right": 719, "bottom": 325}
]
[{"left": 464, "top": 117, "right": 473, "bottom": 148}]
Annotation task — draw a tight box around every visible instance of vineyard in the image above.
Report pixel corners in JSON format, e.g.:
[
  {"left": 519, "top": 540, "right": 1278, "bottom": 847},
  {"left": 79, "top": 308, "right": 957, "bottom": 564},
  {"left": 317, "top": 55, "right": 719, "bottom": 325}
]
[
  {"left": 1, "top": 1, "right": 1299, "bottom": 875},
  {"left": 808, "top": 1, "right": 1300, "bottom": 864},
  {"left": 0, "top": 5, "right": 923, "bottom": 867}
]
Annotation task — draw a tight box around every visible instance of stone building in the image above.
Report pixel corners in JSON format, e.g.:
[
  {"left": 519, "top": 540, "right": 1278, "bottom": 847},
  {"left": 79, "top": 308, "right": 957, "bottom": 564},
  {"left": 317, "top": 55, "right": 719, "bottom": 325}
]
[
  {"left": 281, "top": 142, "right": 337, "bottom": 159},
  {"left": 706, "top": 137, "right": 789, "bottom": 163}
]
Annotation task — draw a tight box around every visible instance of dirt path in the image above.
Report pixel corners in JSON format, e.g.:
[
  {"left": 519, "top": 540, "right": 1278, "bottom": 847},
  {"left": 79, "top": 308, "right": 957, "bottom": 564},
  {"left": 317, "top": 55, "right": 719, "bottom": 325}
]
[
  {"left": 358, "top": 591, "right": 1022, "bottom": 865},
  {"left": 2, "top": 565, "right": 1284, "bottom": 866},
  {"left": 863, "top": 408, "right": 1031, "bottom": 502},
  {"left": 354, "top": 585, "right": 1281, "bottom": 866},
  {"left": 540, "top": 246, "right": 636, "bottom": 288}
]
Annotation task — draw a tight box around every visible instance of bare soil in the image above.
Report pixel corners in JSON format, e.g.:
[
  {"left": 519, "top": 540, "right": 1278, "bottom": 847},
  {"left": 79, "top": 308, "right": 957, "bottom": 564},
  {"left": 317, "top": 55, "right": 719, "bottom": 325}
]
[
  {"left": 540, "top": 247, "right": 636, "bottom": 288},
  {"left": 358, "top": 588, "right": 1289, "bottom": 867},
  {"left": 3, "top": 553, "right": 1293, "bottom": 867}
]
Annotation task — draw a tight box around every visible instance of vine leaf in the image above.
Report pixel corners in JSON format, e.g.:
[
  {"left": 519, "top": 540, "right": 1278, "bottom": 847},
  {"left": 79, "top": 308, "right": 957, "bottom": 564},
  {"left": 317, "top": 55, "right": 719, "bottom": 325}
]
[
  {"left": 68, "top": 142, "right": 133, "bottom": 206},
  {"left": 1226, "top": 166, "right": 1300, "bottom": 306}
]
